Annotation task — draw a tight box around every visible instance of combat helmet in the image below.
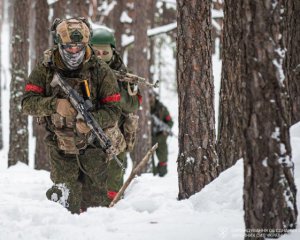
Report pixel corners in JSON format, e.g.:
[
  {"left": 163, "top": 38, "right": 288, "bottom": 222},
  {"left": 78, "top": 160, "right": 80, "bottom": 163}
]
[
  {"left": 51, "top": 18, "right": 92, "bottom": 70},
  {"left": 52, "top": 17, "right": 92, "bottom": 45},
  {"left": 90, "top": 26, "right": 116, "bottom": 48}
]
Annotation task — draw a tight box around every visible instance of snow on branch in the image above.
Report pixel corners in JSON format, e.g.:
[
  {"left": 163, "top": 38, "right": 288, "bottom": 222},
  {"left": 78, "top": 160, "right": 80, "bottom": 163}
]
[
  {"left": 47, "top": 0, "right": 59, "bottom": 5},
  {"left": 211, "top": 9, "right": 224, "bottom": 18},
  {"left": 99, "top": 1, "right": 117, "bottom": 17},
  {"left": 122, "top": 22, "right": 177, "bottom": 47},
  {"left": 158, "top": 0, "right": 176, "bottom": 5}
]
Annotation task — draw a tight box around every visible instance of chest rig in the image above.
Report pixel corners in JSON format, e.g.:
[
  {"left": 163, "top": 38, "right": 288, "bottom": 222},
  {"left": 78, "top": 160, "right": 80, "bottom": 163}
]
[
  {"left": 53, "top": 75, "right": 93, "bottom": 154},
  {"left": 44, "top": 49, "right": 93, "bottom": 154}
]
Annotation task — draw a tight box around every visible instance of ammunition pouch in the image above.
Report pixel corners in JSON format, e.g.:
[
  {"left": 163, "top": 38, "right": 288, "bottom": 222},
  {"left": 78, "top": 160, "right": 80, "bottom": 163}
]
[
  {"left": 51, "top": 113, "right": 88, "bottom": 154},
  {"left": 123, "top": 113, "right": 139, "bottom": 152},
  {"left": 104, "top": 123, "right": 126, "bottom": 158}
]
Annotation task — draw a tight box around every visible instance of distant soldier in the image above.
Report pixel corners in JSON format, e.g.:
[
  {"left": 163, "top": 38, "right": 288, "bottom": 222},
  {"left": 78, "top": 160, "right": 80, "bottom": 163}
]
[
  {"left": 22, "top": 18, "right": 122, "bottom": 214},
  {"left": 91, "top": 26, "right": 141, "bottom": 202},
  {"left": 150, "top": 92, "right": 173, "bottom": 177}
]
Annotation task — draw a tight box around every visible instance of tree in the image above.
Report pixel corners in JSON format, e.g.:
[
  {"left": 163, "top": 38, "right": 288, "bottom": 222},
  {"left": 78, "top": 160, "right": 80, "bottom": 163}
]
[
  {"left": 101, "top": 0, "right": 127, "bottom": 54},
  {"left": 242, "top": 1, "right": 297, "bottom": 237},
  {"left": 52, "top": 0, "right": 68, "bottom": 20},
  {"left": 34, "top": 0, "right": 50, "bottom": 171},
  {"left": 8, "top": 0, "right": 29, "bottom": 166},
  {"left": 285, "top": 0, "right": 300, "bottom": 126},
  {"left": 216, "top": 0, "right": 245, "bottom": 173},
  {"left": 130, "top": 0, "right": 151, "bottom": 171},
  {"left": 0, "top": 0, "right": 3, "bottom": 150},
  {"left": 177, "top": 0, "right": 218, "bottom": 199},
  {"left": 69, "top": 0, "right": 90, "bottom": 18}
]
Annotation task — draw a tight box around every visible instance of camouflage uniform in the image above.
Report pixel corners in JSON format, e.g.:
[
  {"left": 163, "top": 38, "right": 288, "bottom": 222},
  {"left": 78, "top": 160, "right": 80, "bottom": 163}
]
[
  {"left": 91, "top": 26, "right": 141, "bottom": 201},
  {"left": 105, "top": 50, "right": 141, "bottom": 200},
  {"left": 22, "top": 42, "right": 121, "bottom": 213},
  {"left": 151, "top": 97, "right": 173, "bottom": 177}
]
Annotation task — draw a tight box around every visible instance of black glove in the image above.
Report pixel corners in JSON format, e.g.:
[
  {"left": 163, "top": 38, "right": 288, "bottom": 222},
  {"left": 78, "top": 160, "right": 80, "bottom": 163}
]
[{"left": 156, "top": 162, "right": 167, "bottom": 177}]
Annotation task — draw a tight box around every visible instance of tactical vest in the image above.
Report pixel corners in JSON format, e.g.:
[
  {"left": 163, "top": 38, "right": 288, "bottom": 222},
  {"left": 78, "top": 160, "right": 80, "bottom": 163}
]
[
  {"left": 42, "top": 49, "right": 126, "bottom": 156},
  {"left": 42, "top": 49, "right": 93, "bottom": 154}
]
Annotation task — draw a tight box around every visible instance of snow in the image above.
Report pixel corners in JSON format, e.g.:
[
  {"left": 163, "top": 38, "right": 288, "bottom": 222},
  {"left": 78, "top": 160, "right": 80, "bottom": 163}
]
[
  {"left": 47, "top": 0, "right": 59, "bottom": 5},
  {"left": 1, "top": 5, "right": 300, "bottom": 240},
  {"left": 122, "top": 22, "right": 177, "bottom": 47},
  {"left": 120, "top": 11, "right": 132, "bottom": 24}
]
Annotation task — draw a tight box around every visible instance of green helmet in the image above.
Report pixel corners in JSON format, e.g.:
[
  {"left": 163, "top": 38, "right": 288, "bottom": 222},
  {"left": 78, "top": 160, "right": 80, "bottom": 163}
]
[{"left": 90, "top": 27, "right": 116, "bottom": 48}]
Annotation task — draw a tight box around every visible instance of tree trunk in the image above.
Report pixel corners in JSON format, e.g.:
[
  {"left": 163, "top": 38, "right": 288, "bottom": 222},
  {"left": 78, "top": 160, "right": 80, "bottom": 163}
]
[
  {"left": 69, "top": 0, "right": 90, "bottom": 18},
  {"left": 177, "top": 0, "right": 218, "bottom": 200},
  {"left": 242, "top": 1, "right": 298, "bottom": 238},
  {"left": 130, "top": 0, "right": 151, "bottom": 172},
  {"left": 52, "top": 0, "right": 68, "bottom": 20},
  {"left": 0, "top": 0, "right": 3, "bottom": 150},
  {"left": 8, "top": 0, "right": 29, "bottom": 166},
  {"left": 285, "top": 0, "right": 300, "bottom": 126},
  {"left": 147, "top": 0, "right": 156, "bottom": 83},
  {"left": 216, "top": 0, "right": 245, "bottom": 173},
  {"left": 34, "top": 0, "right": 50, "bottom": 171}
]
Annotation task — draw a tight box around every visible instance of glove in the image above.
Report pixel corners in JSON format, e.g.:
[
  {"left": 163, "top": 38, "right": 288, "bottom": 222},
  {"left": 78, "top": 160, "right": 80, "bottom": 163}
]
[
  {"left": 56, "top": 99, "right": 77, "bottom": 117},
  {"left": 156, "top": 163, "right": 167, "bottom": 177},
  {"left": 76, "top": 120, "right": 91, "bottom": 134}
]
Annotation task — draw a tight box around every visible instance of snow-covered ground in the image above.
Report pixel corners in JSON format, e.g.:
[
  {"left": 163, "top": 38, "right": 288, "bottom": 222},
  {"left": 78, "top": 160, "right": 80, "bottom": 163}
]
[{"left": 1, "top": 10, "right": 300, "bottom": 240}]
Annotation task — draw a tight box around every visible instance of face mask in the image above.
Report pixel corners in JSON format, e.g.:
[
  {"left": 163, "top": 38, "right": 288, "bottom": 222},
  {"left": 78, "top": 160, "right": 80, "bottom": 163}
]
[
  {"left": 94, "top": 45, "right": 113, "bottom": 63},
  {"left": 58, "top": 44, "right": 86, "bottom": 70}
]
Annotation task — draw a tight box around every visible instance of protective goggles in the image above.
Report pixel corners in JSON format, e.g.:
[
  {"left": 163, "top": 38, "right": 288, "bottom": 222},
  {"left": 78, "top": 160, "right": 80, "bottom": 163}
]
[{"left": 60, "top": 43, "right": 85, "bottom": 53}]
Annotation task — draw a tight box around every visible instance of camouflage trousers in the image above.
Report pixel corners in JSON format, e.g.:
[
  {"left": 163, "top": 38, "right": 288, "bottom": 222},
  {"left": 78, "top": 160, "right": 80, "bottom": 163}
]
[
  {"left": 106, "top": 152, "right": 127, "bottom": 201},
  {"left": 152, "top": 133, "right": 168, "bottom": 164},
  {"left": 46, "top": 144, "right": 108, "bottom": 214}
]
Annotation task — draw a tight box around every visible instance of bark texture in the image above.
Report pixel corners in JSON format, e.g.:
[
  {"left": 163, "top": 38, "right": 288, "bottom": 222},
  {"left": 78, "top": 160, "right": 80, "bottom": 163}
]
[
  {"left": 242, "top": 1, "right": 298, "bottom": 238},
  {"left": 217, "top": 0, "right": 245, "bottom": 172},
  {"left": 285, "top": 0, "right": 300, "bottom": 125},
  {"left": 8, "top": 0, "right": 29, "bottom": 166},
  {"left": 69, "top": 0, "right": 90, "bottom": 18},
  {"left": 130, "top": 0, "right": 151, "bottom": 172},
  {"left": 177, "top": 0, "right": 218, "bottom": 200},
  {"left": 34, "top": 0, "right": 50, "bottom": 171}
]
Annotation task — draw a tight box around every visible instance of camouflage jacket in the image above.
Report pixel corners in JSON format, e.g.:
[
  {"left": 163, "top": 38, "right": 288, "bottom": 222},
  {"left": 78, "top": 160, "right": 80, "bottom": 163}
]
[
  {"left": 151, "top": 98, "right": 173, "bottom": 135},
  {"left": 108, "top": 50, "right": 141, "bottom": 118},
  {"left": 22, "top": 46, "right": 121, "bottom": 133}
]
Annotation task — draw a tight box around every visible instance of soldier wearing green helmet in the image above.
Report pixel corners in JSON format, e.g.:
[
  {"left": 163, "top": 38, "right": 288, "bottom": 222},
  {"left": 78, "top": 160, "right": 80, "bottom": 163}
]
[{"left": 91, "top": 26, "right": 142, "bottom": 203}]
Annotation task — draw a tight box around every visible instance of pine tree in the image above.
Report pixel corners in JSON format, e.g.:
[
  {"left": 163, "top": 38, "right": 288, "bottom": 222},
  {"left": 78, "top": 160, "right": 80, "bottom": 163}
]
[
  {"left": 8, "top": 0, "right": 29, "bottom": 166},
  {"left": 177, "top": 0, "right": 218, "bottom": 199},
  {"left": 242, "top": 1, "right": 298, "bottom": 237},
  {"left": 130, "top": 0, "right": 152, "bottom": 171},
  {"left": 34, "top": 0, "right": 50, "bottom": 170},
  {"left": 217, "top": 0, "right": 245, "bottom": 173},
  {"left": 0, "top": 0, "right": 3, "bottom": 150},
  {"left": 285, "top": 0, "right": 300, "bottom": 125}
]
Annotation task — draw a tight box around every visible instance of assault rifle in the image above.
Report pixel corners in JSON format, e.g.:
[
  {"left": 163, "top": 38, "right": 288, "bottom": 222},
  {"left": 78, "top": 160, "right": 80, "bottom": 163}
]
[
  {"left": 151, "top": 114, "right": 177, "bottom": 138},
  {"left": 113, "top": 69, "right": 159, "bottom": 88},
  {"left": 50, "top": 73, "right": 124, "bottom": 170}
]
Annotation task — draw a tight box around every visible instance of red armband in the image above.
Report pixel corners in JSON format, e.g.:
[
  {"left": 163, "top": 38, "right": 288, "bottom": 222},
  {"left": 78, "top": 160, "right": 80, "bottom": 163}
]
[
  {"left": 159, "top": 162, "right": 167, "bottom": 166},
  {"left": 100, "top": 93, "right": 121, "bottom": 104},
  {"left": 25, "top": 84, "right": 44, "bottom": 94},
  {"left": 137, "top": 94, "right": 143, "bottom": 105},
  {"left": 107, "top": 191, "right": 118, "bottom": 200},
  {"left": 165, "top": 115, "right": 172, "bottom": 121}
]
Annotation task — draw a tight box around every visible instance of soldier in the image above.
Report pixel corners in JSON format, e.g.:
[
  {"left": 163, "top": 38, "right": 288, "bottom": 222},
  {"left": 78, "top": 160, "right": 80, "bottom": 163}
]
[
  {"left": 90, "top": 26, "right": 141, "bottom": 202},
  {"left": 150, "top": 91, "right": 173, "bottom": 177},
  {"left": 22, "top": 18, "right": 121, "bottom": 214}
]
